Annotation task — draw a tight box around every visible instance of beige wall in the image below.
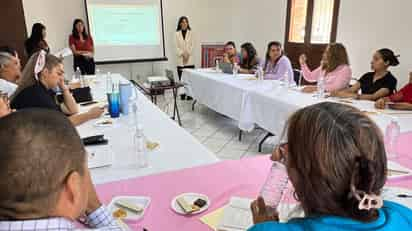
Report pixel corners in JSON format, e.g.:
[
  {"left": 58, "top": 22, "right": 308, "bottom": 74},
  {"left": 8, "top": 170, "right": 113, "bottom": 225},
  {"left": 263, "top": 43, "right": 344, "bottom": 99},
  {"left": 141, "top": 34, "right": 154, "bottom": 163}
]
[
  {"left": 22, "top": 0, "right": 411, "bottom": 85},
  {"left": 337, "top": 0, "right": 412, "bottom": 86}
]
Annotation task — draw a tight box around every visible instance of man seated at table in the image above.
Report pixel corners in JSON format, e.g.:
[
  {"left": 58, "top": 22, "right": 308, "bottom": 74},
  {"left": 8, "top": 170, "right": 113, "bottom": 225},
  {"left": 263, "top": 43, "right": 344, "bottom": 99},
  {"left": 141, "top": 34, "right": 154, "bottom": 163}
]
[
  {"left": 375, "top": 71, "right": 412, "bottom": 110},
  {"left": 0, "top": 109, "right": 125, "bottom": 230},
  {"left": 223, "top": 41, "right": 241, "bottom": 65},
  {"left": 0, "top": 50, "right": 22, "bottom": 97}
]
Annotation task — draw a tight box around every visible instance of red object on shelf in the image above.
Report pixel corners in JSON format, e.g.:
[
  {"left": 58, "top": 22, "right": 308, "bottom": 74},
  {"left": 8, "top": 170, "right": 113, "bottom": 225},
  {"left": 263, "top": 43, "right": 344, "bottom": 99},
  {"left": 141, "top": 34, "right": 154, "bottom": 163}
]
[{"left": 201, "top": 44, "right": 225, "bottom": 68}]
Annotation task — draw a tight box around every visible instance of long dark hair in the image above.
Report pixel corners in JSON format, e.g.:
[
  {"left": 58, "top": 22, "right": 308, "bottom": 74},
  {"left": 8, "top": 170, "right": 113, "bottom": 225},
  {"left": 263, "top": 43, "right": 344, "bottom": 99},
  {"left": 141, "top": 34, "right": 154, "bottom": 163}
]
[
  {"left": 176, "top": 16, "right": 191, "bottom": 31},
  {"left": 27, "top": 23, "right": 45, "bottom": 44},
  {"left": 241, "top": 42, "right": 257, "bottom": 68},
  {"left": 72, "top": 19, "right": 89, "bottom": 39},
  {"left": 264, "top": 41, "right": 283, "bottom": 71},
  {"left": 285, "top": 102, "right": 386, "bottom": 222},
  {"left": 377, "top": 48, "right": 400, "bottom": 66}
]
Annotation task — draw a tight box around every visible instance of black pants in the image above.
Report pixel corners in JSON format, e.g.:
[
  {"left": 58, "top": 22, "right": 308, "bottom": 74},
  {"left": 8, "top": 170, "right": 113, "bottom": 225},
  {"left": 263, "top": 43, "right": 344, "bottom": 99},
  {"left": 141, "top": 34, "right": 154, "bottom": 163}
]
[
  {"left": 177, "top": 65, "right": 195, "bottom": 81},
  {"left": 74, "top": 55, "right": 96, "bottom": 75}
]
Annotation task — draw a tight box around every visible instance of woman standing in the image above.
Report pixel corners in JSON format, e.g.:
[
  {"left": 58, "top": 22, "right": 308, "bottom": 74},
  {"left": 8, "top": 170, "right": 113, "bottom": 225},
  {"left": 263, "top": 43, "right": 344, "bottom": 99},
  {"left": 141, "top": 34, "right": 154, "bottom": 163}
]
[
  {"left": 25, "top": 23, "right": 50, "bottom": 58},
  {"left": 175, "top": 16, "right": 194, "bottom": 100},
  {"left": 69, "top": 19, "right": 96, "bottom": 75},
  {"left": 261, "top": 41, "right": 293, "bottom": 80}
]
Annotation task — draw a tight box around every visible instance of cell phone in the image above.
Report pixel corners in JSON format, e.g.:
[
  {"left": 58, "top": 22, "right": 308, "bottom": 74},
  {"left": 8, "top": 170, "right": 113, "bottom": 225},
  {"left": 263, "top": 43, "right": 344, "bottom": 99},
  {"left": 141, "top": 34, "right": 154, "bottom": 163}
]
[{"left": 80, "top": 101, "right": 98, "bottom": 106}]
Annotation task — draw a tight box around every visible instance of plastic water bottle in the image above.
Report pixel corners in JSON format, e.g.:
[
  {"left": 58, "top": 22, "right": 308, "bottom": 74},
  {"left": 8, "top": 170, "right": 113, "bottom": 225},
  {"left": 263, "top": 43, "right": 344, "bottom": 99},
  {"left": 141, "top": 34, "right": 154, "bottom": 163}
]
[
  {"left": 260, "top": 162, "right": 289, "bottom": 213},
  {"left": 385, "top": 119, "right": 400, "bottom": 159},
  {"left": 75, "top": 67, "right": 83, "bottom": 87},
  {"left": 216, "top": 59, "right": 220, "bottom": 72},
  {"left": 317, "top": 74, "right": 325, "bottom": 98},
  {"left": 96, "top": 69, "right": 101, "bottom": 78},
  {"left": 106, "top": 72, "right": 112, "bottom": 94},
  {"left": 256, "top": 66, "right": 264, "bottom": 81},
  {"left": 134, "top": 124, "right": 148, "bottom": 168},
  {"left": 233, "top": 63, "right": 239, "bottom": 77},
  {"left": 284, "top": 70, "right": 290, "bottom": 88}
]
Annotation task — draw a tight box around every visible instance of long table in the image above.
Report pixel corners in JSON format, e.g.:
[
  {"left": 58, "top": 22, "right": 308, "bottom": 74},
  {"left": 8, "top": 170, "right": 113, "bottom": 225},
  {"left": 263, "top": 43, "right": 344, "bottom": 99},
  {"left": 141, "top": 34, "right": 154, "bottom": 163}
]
[
  {"left": 183, "top": 69, "right": 412, "bottom": 143},
  {"left": 76, "top": 74, "right": 219, "bottom": 184},
  {"left": 96, "top": 155, "right": 412, "bottom": 231}
]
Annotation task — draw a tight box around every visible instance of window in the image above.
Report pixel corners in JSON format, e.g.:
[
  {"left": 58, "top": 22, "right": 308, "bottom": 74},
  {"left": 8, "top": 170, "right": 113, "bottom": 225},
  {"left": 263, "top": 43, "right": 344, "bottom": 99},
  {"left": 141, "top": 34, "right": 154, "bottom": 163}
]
[
  {"left": 286, "top": 0, "right": 339, "bottom": 44},
  {"left": 311, "top": 0, "right": 335, "bottom": 43},
  {"left": 288, "top": 0, "right": 308, "bottom": 43}
]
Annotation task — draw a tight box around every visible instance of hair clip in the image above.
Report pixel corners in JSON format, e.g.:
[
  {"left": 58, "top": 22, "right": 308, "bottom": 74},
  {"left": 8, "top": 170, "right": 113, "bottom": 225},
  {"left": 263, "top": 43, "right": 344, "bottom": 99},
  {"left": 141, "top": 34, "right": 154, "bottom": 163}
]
[
  {"left": 34, "top": 50, "right": 47, "bottom": 80},
  {"left": 358, "top": 193, "right": 383, "bottom": 211}
]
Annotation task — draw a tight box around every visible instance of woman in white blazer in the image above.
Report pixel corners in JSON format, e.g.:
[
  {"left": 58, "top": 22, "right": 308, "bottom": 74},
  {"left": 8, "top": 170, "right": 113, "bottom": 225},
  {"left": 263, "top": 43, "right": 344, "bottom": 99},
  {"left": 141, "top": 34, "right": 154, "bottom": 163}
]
[{"left": 175, "top": 16, "right": 194, "bottom": 100}]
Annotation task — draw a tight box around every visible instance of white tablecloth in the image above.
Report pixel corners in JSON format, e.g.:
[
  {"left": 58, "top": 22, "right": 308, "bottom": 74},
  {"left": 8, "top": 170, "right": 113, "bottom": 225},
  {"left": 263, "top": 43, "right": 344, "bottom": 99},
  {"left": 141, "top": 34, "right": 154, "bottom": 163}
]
[
  {"left": 77, "top": 74, "right": 219, "bottom": 184},
  {"left": 183, "top": 69, "right": 412, "bottom": 138},
  {"left": 239, "top": 81, "right": 412, "bottom": 136},
  {"left": 182, "top": 68, "right": 265, "bottom": 121}
]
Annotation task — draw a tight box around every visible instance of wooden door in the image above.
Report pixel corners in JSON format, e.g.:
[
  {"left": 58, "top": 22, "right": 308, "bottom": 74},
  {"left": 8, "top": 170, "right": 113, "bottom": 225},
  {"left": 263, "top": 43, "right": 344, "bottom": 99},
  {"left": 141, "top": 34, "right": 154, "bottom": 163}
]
[
  {"left": 0, "top": 0, "right": 28, "bottom": 65},
  {"left": 284, "top": 0, "right": 340, "bottom": 70}
]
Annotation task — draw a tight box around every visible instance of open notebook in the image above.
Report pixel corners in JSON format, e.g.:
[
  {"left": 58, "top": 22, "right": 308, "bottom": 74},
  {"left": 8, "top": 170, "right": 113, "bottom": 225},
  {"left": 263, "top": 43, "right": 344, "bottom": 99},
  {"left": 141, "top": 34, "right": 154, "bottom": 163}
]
[{"left": 217, "top": 197, "right": 254, "bottom": 231}]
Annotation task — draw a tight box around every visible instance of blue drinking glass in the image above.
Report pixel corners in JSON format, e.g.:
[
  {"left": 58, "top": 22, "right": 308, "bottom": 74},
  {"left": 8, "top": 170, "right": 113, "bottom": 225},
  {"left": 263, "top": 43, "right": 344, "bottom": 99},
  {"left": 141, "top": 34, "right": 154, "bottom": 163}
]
[{"left": 107, "top": 92, "right": 120, "bottom": 118}]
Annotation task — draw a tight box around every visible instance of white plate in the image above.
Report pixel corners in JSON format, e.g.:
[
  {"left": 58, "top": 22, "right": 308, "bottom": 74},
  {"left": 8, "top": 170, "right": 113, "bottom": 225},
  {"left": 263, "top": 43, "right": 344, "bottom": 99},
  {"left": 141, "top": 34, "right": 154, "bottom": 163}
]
[
  {"left": 108, "top": 196, "right": 151, "bottom": 222},
  {"left": 171, "top": 192, "right": 210, "bottom": 215}
]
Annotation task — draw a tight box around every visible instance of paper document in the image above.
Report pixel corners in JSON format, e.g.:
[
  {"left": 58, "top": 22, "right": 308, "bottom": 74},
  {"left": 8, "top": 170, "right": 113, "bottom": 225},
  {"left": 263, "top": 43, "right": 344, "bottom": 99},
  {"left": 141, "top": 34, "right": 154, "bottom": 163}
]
[
  {"left": 87, "top": 145, "right": 113, "bottom": 169},
  {"left": 217, "top": 197, "right": 254, "bottom": 231}
]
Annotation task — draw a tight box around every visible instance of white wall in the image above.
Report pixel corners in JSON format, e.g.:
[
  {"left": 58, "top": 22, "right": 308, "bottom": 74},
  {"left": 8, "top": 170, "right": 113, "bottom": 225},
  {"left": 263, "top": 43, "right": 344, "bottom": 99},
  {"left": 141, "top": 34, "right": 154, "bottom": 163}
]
[
  {"left": 22, "top": 0, "right": 411, "bottom": 86},
  {"left": 337, "top": 0, "right": 412, "bottom": 86}
]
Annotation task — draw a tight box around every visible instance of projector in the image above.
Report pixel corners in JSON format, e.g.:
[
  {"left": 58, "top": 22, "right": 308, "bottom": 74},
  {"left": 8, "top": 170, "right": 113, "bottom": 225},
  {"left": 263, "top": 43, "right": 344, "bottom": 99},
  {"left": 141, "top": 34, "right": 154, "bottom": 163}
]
[{"left": 146, "top": 76, "right": 171, "bottom": 87}]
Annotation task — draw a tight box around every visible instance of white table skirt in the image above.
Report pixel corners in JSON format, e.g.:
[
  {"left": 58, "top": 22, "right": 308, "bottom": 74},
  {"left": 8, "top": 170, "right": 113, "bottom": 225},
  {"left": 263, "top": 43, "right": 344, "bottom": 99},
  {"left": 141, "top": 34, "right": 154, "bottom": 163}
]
[
  {"left": 239, "top": 82, "right": 412, "bottom": 136},
  {"left": 182, "top": 69, "right": 412, "bottom": 140},
  {"left": 182, "top": 68, "right": 270, "bottom": 121},
  {"left": 77, "top": 74, "right": 219, "bottom": 184}
]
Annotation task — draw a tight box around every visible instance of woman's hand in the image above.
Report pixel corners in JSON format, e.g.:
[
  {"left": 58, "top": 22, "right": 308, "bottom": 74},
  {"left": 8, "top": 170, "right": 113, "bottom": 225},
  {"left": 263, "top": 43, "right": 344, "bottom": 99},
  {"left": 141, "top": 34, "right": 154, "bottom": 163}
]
[
  {"left": 251, "top": 197, "right": 279, "bottom": 224},
  {"left": 58, "top": 77, "right": 69, "bottom": 91},
  {"left": 299, "top": 54, "right": 307, "bottom": 66},
  {"left": 375, "top": 98, "right": 387, "bottom": 109},
  {"left": 0, "top": 97, "right": 12, "bottom": 118},
  {"left": 302, "top": 86, "right": 317, "bottom": 93},
  {"left": 86, "top": 106, "right": 105, "bottom": 119}
]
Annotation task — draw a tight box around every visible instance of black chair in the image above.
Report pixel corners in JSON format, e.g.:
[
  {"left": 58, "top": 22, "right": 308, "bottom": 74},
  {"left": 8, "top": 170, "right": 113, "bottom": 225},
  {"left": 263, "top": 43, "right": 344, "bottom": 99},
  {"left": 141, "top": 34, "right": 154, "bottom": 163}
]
[{"left": 293, "top": 69, "right": 302, "bottom": 86}]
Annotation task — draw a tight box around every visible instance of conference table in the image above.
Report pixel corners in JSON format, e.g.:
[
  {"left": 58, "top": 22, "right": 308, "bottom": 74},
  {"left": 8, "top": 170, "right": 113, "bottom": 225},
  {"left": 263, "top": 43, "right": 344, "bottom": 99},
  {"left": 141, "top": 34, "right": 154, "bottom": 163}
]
[
  {"left": 76, "top": 74, "right": 219, "bottom": 184},
  {"left": 72, "top": 73, "right": 412, "bottom": 231},
  {"left": 183, "top": 68, "right": 412, "bottom": 139}
]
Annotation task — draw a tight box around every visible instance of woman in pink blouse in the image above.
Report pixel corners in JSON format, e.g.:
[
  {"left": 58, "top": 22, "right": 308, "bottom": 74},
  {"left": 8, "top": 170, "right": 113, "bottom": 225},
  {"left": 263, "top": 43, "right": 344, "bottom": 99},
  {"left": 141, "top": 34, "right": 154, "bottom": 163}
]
[{"left": 299, "top": 43, "right": 352, "bottom": 93}]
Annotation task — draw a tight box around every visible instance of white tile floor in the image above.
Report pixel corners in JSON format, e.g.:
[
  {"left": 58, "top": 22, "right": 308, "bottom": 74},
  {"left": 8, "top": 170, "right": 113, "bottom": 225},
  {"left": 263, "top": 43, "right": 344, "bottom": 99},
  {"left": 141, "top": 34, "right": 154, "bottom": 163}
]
[{"left": 152, "top": 93, "right": 279, "bottom": 160}]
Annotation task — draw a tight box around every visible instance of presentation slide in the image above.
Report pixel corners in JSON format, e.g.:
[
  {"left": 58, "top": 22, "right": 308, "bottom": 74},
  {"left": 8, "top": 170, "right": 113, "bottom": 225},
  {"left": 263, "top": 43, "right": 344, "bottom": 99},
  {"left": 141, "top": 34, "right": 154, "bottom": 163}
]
[{"left": 86, "top": 0, "right": 166, "bottom": 62}]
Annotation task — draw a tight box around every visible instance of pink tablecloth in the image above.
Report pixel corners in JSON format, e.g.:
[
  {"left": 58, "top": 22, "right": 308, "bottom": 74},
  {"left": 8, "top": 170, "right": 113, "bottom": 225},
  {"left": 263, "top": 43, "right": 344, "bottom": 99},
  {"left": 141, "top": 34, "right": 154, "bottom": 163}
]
[
  {"left": 96, "top": 155, "right": 273, "bottom": 231},
  {"left": 96, "top": 155, "right": 412, "bottom": 231}
]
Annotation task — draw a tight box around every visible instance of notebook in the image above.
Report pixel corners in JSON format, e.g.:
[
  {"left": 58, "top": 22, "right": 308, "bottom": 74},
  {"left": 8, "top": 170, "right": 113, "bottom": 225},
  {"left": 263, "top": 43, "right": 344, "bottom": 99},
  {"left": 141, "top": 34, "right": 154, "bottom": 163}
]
[{"left": 217, "top": 197, "right": 254, "bottom": 231}]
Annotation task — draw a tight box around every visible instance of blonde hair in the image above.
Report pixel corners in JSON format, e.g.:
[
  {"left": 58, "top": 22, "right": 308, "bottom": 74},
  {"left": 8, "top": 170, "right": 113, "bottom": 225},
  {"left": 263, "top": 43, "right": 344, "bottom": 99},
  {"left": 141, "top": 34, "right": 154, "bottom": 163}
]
[{"left": 11, "top": 52, "right": 62, "bottom": 101}]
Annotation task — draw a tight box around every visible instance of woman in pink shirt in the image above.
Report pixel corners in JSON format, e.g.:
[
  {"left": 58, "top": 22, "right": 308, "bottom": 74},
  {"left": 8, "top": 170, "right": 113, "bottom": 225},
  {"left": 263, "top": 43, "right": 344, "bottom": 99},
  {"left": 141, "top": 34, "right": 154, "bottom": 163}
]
[{"left": 299, "top": 43, "right": 352, "bottom": 93}]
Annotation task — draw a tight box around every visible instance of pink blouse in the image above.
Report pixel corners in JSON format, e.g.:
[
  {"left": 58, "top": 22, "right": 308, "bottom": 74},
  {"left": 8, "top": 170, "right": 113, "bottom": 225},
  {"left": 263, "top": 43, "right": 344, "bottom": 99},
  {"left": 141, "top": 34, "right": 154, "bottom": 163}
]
[{"left": 301, "top": 64, "right": 352, "bottom": 92}]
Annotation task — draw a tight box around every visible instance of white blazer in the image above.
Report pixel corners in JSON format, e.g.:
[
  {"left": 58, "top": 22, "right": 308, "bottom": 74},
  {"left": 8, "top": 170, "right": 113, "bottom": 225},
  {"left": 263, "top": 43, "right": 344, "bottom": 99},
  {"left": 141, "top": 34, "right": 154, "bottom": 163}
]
[{"left": 175, "top": 30, "right": 194, "bottom": 67}]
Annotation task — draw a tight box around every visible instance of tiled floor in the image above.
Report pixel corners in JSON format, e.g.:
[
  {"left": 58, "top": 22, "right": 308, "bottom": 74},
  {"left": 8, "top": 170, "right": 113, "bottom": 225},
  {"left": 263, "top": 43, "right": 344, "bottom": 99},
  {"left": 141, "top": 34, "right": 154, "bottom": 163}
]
[{"left": 153, "top": 93, "right": 278, "bottom": 160}]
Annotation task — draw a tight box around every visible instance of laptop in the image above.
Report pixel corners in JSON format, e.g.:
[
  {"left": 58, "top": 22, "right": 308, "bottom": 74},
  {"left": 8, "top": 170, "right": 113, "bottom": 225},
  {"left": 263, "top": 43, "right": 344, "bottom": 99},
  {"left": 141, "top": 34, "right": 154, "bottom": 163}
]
[{"left": 219, "top": 62, "right": 234, "bottom": 74}]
